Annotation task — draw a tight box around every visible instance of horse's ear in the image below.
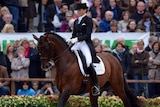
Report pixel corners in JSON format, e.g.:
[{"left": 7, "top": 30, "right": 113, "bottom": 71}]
[{"left": 33, "top": 34, "right": 39, "bottom": 42}]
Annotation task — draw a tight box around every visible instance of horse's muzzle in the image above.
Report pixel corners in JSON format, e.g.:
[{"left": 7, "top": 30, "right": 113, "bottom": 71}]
[{"left": 41, "top": 60, "right": 55, "bottom": 71}]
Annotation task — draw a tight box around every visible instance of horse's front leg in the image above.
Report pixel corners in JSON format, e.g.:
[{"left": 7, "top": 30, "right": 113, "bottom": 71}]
[
  {"left": 57, "top": 89, "right": 70, "bottom": 107},
  {"left": 89, "top": 92, "right": 98, "bottom": 107}
]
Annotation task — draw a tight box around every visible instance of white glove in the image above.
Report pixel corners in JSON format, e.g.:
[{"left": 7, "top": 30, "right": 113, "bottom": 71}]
[{"left": 67, "top": 37, "right": 78, "bottom": 44}]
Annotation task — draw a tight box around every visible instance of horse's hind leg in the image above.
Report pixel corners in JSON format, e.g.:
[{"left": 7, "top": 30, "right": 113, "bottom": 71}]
[
  {"left": 57, "top": 90, "right": 70, "bottom": 107},
  {"left": 89, "top": 93, "right": 98, "bottom": 107},
  {"left": 110, "top": 79, "right": 131, "bottom": 107}
]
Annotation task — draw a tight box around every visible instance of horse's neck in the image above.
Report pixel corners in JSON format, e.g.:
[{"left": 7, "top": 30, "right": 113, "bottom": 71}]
[{"left": 54, "top": 50, "right": 75, "bottom": 68}]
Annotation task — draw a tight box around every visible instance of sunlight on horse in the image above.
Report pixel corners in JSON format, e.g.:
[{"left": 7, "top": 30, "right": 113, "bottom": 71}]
[{"left": 33, "top": 32, "right": 144, "bottom": 107}]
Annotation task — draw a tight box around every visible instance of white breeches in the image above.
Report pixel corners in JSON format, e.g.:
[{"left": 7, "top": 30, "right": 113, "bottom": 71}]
[{"left": 71, "top": 41, "right": 92, "bottom": 67}]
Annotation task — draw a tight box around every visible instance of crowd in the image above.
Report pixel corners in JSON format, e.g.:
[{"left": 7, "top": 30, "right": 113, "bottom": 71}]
[
  {"left": 0, "top": 0, "right": 159, "bottom": 33},
  {"left": 0, "top": 38, "right": 59, "bottom": 96},
  {"left": 92, "top": 35, "right": 160, "bottom": 98},
  {"left": 0, "top": 0, "right": 160, "bottom": 98}
]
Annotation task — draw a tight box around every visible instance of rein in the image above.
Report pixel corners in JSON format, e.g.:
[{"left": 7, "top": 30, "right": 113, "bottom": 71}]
[
  {"left": 39, "top": 38, "right": 72, "bottom": 64},
  {"left": 49, "top": 41, "right": 72, "bottom": 64}
]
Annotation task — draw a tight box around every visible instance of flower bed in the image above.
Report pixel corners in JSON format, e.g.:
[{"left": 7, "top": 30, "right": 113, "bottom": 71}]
[{"left": 0, "top": 95, "right": 160, "bottom": 107}]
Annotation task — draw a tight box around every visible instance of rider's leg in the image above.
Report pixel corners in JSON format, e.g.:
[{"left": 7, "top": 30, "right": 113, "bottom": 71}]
[
  {"left": 88, "top": 63, "right": 100, "bottom": 96},
  {"left": 80, "top": 41, "right": 100, "bottom": 96}
]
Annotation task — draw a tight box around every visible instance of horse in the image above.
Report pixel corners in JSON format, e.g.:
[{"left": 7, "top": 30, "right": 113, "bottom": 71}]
[{"left": 33, "top": 32, "right": 144, "bottom": 107}]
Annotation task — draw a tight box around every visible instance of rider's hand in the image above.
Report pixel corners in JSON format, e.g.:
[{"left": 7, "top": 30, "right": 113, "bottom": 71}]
[{"left": 67, "top": 37, "right": 78, "bottom": 45}]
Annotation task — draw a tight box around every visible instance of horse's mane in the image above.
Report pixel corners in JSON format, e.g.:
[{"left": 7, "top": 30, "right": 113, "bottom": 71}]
[{"left": 44, "top": 32, "right": 69, "bottom": 47}]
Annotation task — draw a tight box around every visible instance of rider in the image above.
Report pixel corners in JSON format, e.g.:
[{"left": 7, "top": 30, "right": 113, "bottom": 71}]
[{"left": 67, "top": 3, "right": 100, "bottom": 96}]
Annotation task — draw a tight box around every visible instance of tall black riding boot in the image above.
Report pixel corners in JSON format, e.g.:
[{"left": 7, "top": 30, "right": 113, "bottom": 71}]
[{"left": 88, "top": 63, "right": 100, "bottom": 96}]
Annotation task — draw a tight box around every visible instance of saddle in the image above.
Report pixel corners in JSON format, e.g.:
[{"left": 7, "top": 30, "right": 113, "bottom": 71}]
[{"left": 73, "top": 50, "right": 105, "bottom": 76}]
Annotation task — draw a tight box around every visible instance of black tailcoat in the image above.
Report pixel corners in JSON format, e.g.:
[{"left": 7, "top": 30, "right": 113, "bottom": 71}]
[{"left": 72, "top": 16, "right": 97, "bottom": 62}]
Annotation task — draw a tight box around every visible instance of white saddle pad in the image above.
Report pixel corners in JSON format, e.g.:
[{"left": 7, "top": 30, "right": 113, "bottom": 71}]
[{"left": 74, "top": 51, "right": 105, "bottom": 76}]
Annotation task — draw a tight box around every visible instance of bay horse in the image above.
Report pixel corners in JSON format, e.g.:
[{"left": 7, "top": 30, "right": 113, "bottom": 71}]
[{"left": 33, "top": 32, "right": 144, "bottom": 107}]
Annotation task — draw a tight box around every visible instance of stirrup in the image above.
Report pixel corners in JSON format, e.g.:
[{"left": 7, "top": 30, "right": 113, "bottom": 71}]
[{"left": 92, "top": 86, "right": 100, "bottom": 96}]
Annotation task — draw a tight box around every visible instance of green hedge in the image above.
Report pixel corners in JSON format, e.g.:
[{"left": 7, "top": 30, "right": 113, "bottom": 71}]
[{"left": 0, "top": 95, "right": 160, "bottom": 107}]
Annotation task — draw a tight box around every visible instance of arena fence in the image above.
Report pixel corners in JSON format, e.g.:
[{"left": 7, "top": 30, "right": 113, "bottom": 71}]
[{"left": 0, "top": 78, "right": 160, "bottom": 95}]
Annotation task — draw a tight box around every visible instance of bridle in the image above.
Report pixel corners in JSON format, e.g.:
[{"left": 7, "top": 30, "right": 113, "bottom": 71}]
[{"left": 38, "top": 37, "right": 71, "bottom": 64}]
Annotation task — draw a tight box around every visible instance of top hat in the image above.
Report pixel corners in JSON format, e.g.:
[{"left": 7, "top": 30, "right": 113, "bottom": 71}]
[{"left": 76, "top": 3, "right": 88, "bottom": 10}]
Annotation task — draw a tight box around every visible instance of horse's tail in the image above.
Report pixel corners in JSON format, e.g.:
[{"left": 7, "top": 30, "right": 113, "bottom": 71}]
[{"left": 124, "top": 85, "right": 146, "bottom": 107}]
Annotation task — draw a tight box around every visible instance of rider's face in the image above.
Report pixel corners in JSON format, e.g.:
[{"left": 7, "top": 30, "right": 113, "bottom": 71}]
[{"left": 77, "top": 9, "right": 87, "bottom": 16}]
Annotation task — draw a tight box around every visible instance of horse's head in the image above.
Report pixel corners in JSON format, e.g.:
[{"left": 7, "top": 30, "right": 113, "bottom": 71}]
[
  {"left": 33, "top": 33, "right": 70, "bottom": 71},
  {"left": 33, "top": 34, "right": 55, "bottom": 71}
]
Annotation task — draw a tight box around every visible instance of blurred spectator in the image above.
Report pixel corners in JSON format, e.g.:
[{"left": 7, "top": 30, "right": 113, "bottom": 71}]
[
  {"left": 1, "top": 23, "right": 15, "bottom": 33},
  {"left": 102, "top": 44, "right": 112, "bottom": 53},
  {"left": 92, "top": 38, "right": 101, "bottom": 46},
  {"left": 68, "top": 18, "right": 75, "bottom": 31},
  {"left": 45, "top": 0, "right": 62, "bottom": 32},
  {"left": 0, "top": 45, "right": 11, "bottom": 76},
  {"left": 5, "top": 43, "right": 15, "bottom": 77},
  {"left": 69, "top": 0, "right": 82, "bottom": 19},
  {"left": 17, "top": 81, "right": 35, "bottom": 96},
  {"left": 50, "top": 0, "right": 62, "bottom": 13},
  {"left": 118, "top": 11, "right": 130, "bottom": 32},
  {"left": 0, "top": 6, "right": 10, "bottom": 16},
  {"left": 19, "top": 38, "right": 45, "bottom": 78},
  {"left": 131, "top": 39, "right": 149, "bottom": 97},
  {"left": 94, "top": 43, "right": 102, "bottom": 53},
  {"left": 126, "top": 19, "right": 137, "bottom": 32},
  {"left": 5, "top": 43, "right": 16, "bottom": 63},
  {"left": 137, "top": 12, "right": 156, "bottom": 32},
  {"left": 89, "top": 0, "right": 104, "bottom": 22},
  {"left": 60, "top": 10, "right": 73, "bottom": 32},
  {"left": 0, "top": 6, "right": 10, "bottom": 22},
  {"left": 29, "top": 41, "right": 37, "bottom": 49},
  {"left": 145, "top": 36, "right": 158, "bottom": 52},
  {"left": 92, "top": 18, "right": 100, "bottom": 32},
  {"left": 130, "top": 1, "right": 146, "bottom": 24},
  {"left": 0, "top": 65, "right": 10, "bottom": 96},
  {"left": 152, "top": 4, "right": 160, "bottom": 35},
  {"left": 39, "top": 81, "right": 55, "bottom": 95},
  {"left": 24, "top": 0, "right": 37, "bottom": 32},
  {"left": 118, "top": 0, "right": 129, "bottom": 11},
  {"left": 11, "top": 46, "right": 30, "bottom": 93},
  {"left": 98, "top": 10, "right": 113, "bottom": 32},
  {"left": 32, "top": 81, "right": 41, "bottom": 96},
  {"left": 128, "top": 43, "right": 138, "bottom": 80},
  {"left": 129, "top": 43, "right": 138, "bottom": 55},
  {"left": 0, "top": 13, "right": 16, "bottom": 32},
  {"left": 104, "top": 0, "right": 122, "bottom": 21},
  {"left": 102, "top": 0, "right": 109, "bottom": 7},
  {"left": 0, "top": 0, "right": 19, "bottom": 31},
  {"left": 62, "top": 0, "right": 74, "bottom": 7},
  {"left": 112, "top": 42, "right": 131, "bottom": 79},
  {"left": 86, "top": 11, "right": 92, "bottom": 18},
  {"left": 107, "top": 19, "right": 121, "bottom": 33},
  {"left": 13, "top": 40, "right": 20, "bottom": 55},
  {"left": 44, "top": 0, "right": 54, "bottom": 9},
  {"left": 128, "top": 0, "right": 137, "bottom": 15},
  {"left": 52, "top": 3, "right": 68, "bottom": 32},
  {"left": 69, "top": 0, "right": 81, "bottom": 12},
  {"left": 146, "top": 0, "right": 157, "bottom": 14},
  {"left": 148, "top": 41, "right": 160, "bottom": 98},
  {"left": 18, "top": 0, "right": 28, "bottom": 32},
  {"left": 116, "top": 37, "right": 129, "bottom": 52}
]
